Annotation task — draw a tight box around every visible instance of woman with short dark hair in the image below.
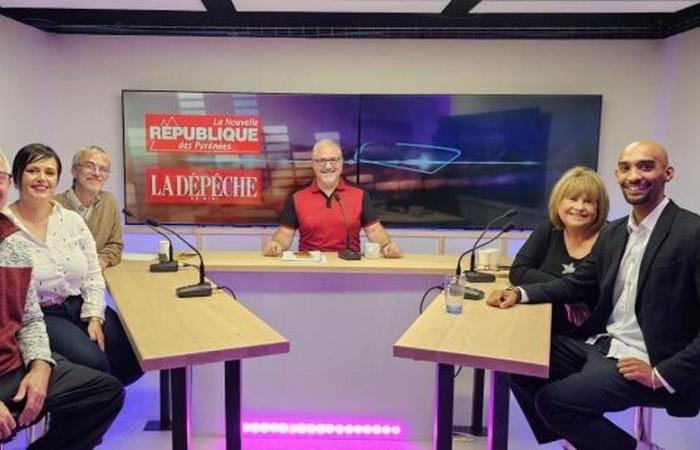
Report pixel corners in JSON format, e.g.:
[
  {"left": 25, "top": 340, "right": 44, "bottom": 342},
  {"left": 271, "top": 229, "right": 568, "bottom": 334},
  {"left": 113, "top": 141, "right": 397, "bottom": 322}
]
[{"left": 4, "top": 143, "right": 142, "bottom": 385}]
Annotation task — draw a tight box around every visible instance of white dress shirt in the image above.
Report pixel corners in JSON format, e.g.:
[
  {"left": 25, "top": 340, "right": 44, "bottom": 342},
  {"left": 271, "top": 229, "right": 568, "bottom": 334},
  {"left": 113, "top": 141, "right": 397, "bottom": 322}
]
[{"left": 3, "top": 202, "right": 106, "bottom": 321}]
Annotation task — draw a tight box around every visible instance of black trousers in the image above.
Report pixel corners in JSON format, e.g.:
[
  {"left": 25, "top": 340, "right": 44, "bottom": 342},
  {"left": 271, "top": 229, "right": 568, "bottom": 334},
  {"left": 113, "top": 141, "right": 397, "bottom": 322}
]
[
  {"left": 511, "top": 335, "right": 670, "bottom": 450},
  {"left": 42, "top": 296, "right": 144, "bottom": 386},
  {"left": 0, "top": 354, "right": 124, "bottom": 450}
]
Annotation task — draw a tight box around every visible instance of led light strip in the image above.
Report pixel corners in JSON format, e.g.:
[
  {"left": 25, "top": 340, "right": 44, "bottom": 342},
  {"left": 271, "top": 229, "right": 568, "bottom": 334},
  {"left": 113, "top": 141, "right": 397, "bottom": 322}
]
[{"left": 242, "top": 421, "right": 402, "bottom": 437}]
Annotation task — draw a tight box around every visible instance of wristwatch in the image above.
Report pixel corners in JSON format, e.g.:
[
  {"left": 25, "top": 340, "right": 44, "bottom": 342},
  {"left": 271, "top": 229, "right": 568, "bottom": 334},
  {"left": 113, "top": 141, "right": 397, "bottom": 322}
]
[{"left": 504, "top": 286, "right": 522, "bottom": 303}]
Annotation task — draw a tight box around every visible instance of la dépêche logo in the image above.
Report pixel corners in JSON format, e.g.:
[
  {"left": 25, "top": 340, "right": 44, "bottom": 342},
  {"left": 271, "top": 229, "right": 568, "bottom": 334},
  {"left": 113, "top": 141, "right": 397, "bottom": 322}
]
[{"left": 145, "top": 167, "right": 262, "bottom": 205}]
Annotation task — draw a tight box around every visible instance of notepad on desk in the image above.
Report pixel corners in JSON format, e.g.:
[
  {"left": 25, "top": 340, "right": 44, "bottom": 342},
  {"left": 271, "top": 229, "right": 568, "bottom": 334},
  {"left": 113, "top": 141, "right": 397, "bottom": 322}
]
[{"left": 281, "top": 251, "right": 325, "bottom": 263}]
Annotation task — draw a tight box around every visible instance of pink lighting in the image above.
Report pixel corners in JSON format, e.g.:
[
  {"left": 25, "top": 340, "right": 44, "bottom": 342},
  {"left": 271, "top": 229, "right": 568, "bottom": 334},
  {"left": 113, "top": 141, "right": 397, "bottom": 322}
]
[{"left": 242, "top": 421, "right": 402, "bottom": 438}]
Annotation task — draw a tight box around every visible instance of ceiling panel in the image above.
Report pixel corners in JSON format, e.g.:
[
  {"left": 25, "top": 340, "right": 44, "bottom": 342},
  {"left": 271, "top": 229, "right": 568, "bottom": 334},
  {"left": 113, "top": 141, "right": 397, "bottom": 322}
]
[
  {"left": 0, "top": 0, "right": 206, "bottom": 10},
  {"left": 1, "top": 0, "right": 699, "bottom": 39},
  {"left": 234, "top": 0, "right": 451, "bottom": 14},
  {"left": 472, "top": 0, "right": 700, "bottom": 14}
]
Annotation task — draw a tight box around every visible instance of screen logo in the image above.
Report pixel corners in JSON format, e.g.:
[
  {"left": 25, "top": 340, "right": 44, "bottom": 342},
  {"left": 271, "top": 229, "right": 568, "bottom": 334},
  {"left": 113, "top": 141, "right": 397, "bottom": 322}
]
[{"left": 145, "top": 114, "right": 262, "bottom": 154}]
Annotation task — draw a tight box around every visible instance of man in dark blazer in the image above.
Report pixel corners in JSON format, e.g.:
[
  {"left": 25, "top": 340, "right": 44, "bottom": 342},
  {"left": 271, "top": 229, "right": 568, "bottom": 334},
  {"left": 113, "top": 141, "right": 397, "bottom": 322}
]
[{"left": 487, "top": 140, "right": 700, "bottom": 450}]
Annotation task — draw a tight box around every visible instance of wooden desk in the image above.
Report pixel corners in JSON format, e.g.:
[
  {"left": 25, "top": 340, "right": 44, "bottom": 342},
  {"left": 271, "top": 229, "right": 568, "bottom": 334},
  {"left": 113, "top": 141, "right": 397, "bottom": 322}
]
[
  {"left": 104, "top": 260, "right": 290, "bottom": 450},
  {"left": 202, "top": 250, "right": 459, "bottom": 274},
  {"left": 195, "top": 251, "right": 463, "bottom": 440},
  {"left": 394, "top": 281, "right": 551, "bottom": 450}
]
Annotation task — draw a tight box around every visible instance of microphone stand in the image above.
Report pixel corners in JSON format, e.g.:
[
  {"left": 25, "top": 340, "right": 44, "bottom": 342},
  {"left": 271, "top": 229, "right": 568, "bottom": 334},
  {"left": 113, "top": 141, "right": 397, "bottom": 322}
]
[
  {"left": 147, "top": 220, "right": 213, "bottom": 298},
  {"left": 334, "top": 193, "right": 361, "bottom": 261},
  {"left": 122, "top": 208, "right": 178, "bottom": 272},
  {"left": 465, "top": 222, "right": 515, "bottom": 282},
  {"left": 463, "top": 209, "right": 516, "bottom": 283},
  {"left": 454, "top": 222, "right": 515, "bottom": 298}
]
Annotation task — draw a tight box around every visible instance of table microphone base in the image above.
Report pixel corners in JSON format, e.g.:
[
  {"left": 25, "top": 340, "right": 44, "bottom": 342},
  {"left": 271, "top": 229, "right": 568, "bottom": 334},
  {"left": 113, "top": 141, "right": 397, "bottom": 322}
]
[
  {"left": 150, "top": 260, "right": 179, "bottom": 272},
  {"left": 463, "top": 270, "right": 496, "bottom": 283},
  {"left": 176, "top": 282, "right": 213, "bottom": 298},
  {"left": 338, "top": 249, "right": 361, "bottom": 261}
]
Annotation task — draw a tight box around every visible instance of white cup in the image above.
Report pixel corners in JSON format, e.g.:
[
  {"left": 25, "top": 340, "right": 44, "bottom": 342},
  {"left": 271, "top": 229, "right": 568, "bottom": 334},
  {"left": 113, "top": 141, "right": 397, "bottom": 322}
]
[
  {"left": 487, "top": 248, "right": 500, "bottom": 270},
  {"left": 477, "top": 248, "right": 500, "bottom": 270},
  {"left": 159, "top": 240, "right": 170, "bottom": 263},
  {"left": 364, "top": 242, "right": 381, "bottom": 259}
]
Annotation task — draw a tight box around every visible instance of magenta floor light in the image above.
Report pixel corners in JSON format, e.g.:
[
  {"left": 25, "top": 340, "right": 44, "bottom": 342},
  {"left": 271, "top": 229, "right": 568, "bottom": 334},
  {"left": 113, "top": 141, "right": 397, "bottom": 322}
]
[{"left": 242, "top": 421, "right": 402, "bottom": 438}]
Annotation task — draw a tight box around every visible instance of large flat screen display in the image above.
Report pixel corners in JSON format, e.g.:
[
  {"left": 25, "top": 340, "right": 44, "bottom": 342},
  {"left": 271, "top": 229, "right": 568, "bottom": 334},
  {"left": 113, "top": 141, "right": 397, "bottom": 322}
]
[{"left": 122, "top": 91, "right": 601, "bottom": 228}]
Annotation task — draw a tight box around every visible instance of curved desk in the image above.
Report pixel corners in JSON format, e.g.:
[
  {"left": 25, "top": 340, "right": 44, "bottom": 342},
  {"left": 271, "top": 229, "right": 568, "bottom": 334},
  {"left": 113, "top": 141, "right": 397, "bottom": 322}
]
[{"left": 197, "top": 251, "right": 459, "bottom": 441}]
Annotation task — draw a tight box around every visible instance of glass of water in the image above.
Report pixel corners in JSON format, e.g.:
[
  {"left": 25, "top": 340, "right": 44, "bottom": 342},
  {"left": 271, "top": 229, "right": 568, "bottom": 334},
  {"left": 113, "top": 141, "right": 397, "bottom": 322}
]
[{"left": 444, "top": 276, "right": 465, "bottom": 314}]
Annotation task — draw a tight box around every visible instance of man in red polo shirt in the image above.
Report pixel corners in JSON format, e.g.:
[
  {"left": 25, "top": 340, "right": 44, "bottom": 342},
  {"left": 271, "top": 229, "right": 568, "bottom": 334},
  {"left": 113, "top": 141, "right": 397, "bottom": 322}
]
[{"left": 263, "top": 139, "right": 401, "bottom": 258}]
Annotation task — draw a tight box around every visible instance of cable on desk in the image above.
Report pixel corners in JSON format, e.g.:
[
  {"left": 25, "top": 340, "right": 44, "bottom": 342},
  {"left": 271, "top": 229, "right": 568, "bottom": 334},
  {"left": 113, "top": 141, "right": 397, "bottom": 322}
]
[
  {"left": 419, "top": 285, "right": 444, "bottom": 315},
  {"left": 216, "top": 285, "right": 238, "bottom": 300}
]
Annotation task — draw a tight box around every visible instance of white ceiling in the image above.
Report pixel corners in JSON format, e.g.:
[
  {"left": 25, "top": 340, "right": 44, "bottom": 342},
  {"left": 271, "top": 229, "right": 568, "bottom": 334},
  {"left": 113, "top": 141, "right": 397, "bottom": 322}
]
[
  {"left": 233, "top": 0, "right": 450, "bottom": 13},
  {"left": 0, "top": 0, "right": 206, "bottom": 10}
]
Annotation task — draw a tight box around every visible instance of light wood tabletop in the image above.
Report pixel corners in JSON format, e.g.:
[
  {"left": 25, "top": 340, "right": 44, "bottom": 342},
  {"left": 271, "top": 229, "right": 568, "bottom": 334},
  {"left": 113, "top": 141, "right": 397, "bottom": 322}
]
[
  {"left": 104, "top": 259, "right": 290, "bottom": 371},
  {"left": 393, "top": 279, "right": 551, "bottom": 450},
  {"left": 394, "top": 279, "right": 551, "bottom": 378},
  {"left": 197, "top": 251, "right": 461, "bottom": 275}
]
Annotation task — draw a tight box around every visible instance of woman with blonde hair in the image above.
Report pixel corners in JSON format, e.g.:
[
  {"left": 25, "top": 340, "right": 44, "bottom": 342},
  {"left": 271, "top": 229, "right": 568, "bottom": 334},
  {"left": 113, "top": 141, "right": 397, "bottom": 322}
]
[
  {"left": 510, "top": 166, "right": 610, "bottom": 333},
  {"left": 509, "top": 166, "right": 609, "bottom": 446}
]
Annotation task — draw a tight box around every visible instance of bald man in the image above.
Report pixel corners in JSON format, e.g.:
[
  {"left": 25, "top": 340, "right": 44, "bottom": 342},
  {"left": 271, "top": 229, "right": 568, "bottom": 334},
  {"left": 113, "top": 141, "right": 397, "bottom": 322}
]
[
  {"left": 264, "top": 139, "right": 401, "bottom": 258},
  {"left": 487, "top": 141, "right": 700, "bottom": 450}
]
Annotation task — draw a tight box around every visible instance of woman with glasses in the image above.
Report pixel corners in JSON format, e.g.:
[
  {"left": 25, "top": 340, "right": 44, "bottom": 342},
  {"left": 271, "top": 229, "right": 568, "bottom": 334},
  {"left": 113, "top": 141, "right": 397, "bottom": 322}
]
[
  {"left": 3, "top": 143, "right": 142, "bottom": 386},
  {"left": 54, "top": 145, "right": 123, "bottom": 270}
]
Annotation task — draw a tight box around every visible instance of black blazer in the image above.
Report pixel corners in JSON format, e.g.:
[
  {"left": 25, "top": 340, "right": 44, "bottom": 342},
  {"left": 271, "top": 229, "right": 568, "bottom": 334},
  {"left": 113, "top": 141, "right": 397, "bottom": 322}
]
[{"left": 523, "top": 200, "right": 700, "bottom": 417}]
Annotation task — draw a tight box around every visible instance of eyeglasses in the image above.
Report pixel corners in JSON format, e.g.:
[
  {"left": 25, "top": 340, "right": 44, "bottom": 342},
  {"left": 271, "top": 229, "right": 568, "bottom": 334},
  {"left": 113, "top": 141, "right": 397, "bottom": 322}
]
[
  {"left": 312, "top": 157, "right": 342, "bottom": 166},
  {"left": 79, "top": 162, "right": 110, "bottom": 177},
  {"left": 0, "top": 171, "right": 11, "bottom": 187}
]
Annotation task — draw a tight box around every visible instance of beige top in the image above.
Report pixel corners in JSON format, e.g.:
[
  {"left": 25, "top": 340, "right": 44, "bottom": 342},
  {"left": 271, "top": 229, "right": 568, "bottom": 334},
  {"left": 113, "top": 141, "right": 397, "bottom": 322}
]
[
  {"left": 202, "top": 251, "right": 461, "bottom": 275},
  {"left": 55, "top": 189, "right": 123, "bottom": 268},
  {"left": 394, "top": 279, "right": 551, "bottom": 378},
  {"left": 104, "top": 260, "right": 289, "bottom": 370}
]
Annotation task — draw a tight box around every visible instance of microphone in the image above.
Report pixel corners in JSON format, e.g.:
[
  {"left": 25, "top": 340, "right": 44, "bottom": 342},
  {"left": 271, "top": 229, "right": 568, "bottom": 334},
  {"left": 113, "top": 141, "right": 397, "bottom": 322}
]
[
  {"left": 123, "top": 208, "right": 178, "bottom": 273},
  {"left": 334, "top": 193, "right": 361, "bottom": 261},
  {"left": 455, "top": 209, "right": 516, "bottom": 276},
  {"left": 144, "top": 218, "right": 212, "bottom": 298},
  {"left": 456, "top": 222, "right": 516, "bottom": 299},
  {"left": 466, "top": 208, "right": 517, "bottom": 282}
]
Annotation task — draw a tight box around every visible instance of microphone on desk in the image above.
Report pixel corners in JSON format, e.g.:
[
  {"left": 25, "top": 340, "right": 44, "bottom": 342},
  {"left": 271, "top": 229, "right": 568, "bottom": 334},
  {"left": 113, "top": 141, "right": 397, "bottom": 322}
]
[
  {"left": 334, "top": 193, "right": 361, "bottom": 261},
  {"left": 454, "top": 222, "right": 516, "bottom": 299},
  {"left": 123, "top": 208, "right": 179, "bottom": 273},
  {"left": 143, "top": 219, "right": 213, "bottom": 298},
  {"left": 455, "top": 209, "right": 516, "bottom": 277},
  {"left": 465, "top": 208, "right": 517, "bottom": 282}
]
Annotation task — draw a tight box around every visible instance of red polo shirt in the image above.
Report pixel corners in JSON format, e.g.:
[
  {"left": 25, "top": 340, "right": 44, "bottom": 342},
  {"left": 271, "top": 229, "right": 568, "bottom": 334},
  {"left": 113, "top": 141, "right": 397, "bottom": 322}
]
[{"left": 279, "top": 178, "right": 379, "bottom": 252}]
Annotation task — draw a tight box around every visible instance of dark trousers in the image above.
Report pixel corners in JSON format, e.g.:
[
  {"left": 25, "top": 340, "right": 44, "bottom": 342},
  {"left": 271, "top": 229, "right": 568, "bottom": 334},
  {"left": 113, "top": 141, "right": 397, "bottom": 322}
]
[
  {"left": 42, "top": 296, "right": 144, "bottom": 386},
  {"left": 511, "top": 335, "right": 670, "bottom": 450},
  {"left": 0, "top": 354, "right": 124, "bottom": 450}
]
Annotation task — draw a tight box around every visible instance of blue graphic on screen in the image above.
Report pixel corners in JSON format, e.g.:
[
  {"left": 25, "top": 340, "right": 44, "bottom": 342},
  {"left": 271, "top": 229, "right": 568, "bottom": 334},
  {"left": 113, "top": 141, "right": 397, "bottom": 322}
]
[{"left": 357, "top": 95, "right": 601, "bottom": 228}]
